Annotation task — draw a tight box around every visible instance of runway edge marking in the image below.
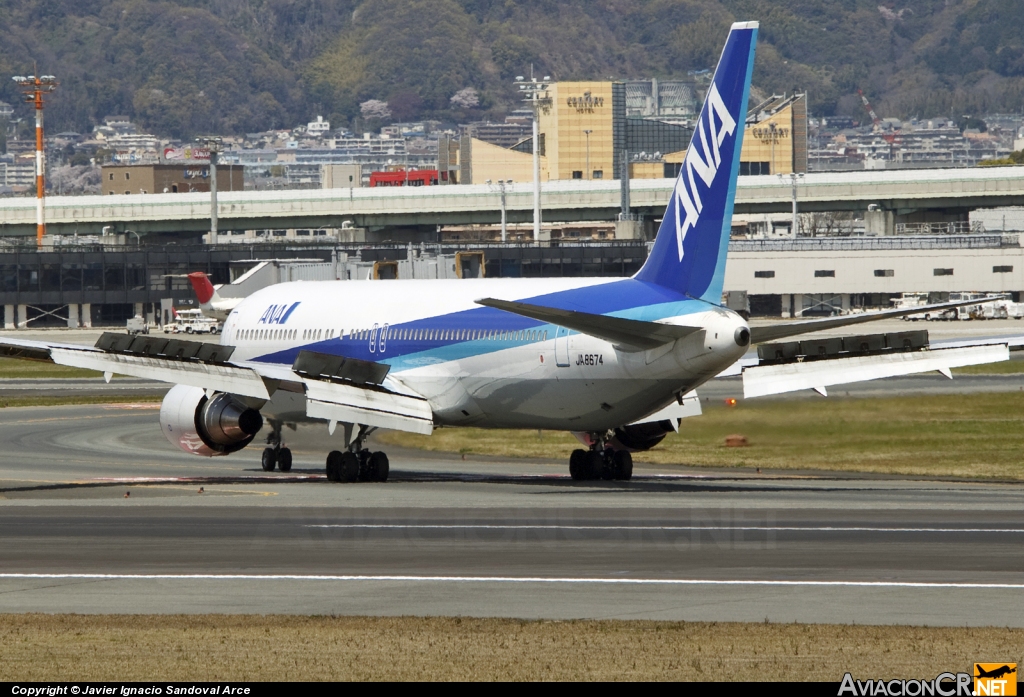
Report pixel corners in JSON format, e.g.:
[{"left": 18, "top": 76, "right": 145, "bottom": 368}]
[{"left": 3, "top": 574, "right": 1024, "bottom": 589}]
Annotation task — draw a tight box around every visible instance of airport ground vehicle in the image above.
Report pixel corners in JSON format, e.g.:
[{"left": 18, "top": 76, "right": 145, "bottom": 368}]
[
  {"left": 162, "top": 309, "right": 220, "bottom": 335},
  {"left": 126, "top": 316, "right": 149, "bottom": 335},
  {"left": 0, "top": 23, "right": 1014, "bottom": 483}
]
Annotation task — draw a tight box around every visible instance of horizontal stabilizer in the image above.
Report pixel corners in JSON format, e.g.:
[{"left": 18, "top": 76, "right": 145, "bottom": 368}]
[
  {"left": 742, "top": 344, "right": 1008, "bottom": 399},
  {"left": 476, "top": 297, "right": 701, "bottom": 351},
  {"left": 750, "top": 296, "right": 1007, "bottom": 344}
]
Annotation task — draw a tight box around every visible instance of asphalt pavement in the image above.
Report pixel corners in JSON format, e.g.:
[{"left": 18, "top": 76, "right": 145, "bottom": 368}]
[{"left": 0, "top": 404, "right": 1022, "bottom": 625}]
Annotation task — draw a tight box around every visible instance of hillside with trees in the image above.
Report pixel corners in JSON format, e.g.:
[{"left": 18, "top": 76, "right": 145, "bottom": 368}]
[{"left": 0, "top": 0, "right": 1021, "bottom": 138}]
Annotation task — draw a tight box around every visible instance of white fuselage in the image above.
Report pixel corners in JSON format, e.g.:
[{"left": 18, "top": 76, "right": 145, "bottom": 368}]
[{"left": 219, "top": 277, "right": 749, "bottom": 432}]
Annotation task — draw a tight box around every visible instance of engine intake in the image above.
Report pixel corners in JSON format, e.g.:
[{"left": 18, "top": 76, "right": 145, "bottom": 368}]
[{"left": 160, "top": 385, "right": 263, "bottom": 457}]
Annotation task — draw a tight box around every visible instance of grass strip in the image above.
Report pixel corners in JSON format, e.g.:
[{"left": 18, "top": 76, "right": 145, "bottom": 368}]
[
  {"left": 952, "top": 359, "right": 1024, "bottom": 374},
  {"left": 0, "top": 357, "right": 102, "bottom": 379},
  {"left": 0, "top": 394, "right": 163, "bottom": 408},
  {"left": 379, "top": 392, "right": 1024, "bottom": 480},
  {"left": 0, "top": 614, "right": 1019, "bottom": 681}
]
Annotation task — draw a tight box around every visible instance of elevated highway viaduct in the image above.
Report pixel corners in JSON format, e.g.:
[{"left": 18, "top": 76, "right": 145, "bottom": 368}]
[{"left": 1, "top": 167, "right": 1023, "bottom": 238}]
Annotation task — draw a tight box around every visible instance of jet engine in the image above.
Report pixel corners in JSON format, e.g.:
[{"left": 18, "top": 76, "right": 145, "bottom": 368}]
[
  {"left": 160, "top": 384, "right": 263, "bottom": 457},
  {"left": 607, "top": 420, "right": 677, "bottom": 452}
]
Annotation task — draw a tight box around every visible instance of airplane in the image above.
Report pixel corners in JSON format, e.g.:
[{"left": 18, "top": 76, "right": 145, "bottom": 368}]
[
  {"left": 976, "top": 666, "right": 1016, "bottom": 680},
  {"left": 187, "top": 271, "right": 242, "bottom": 321},
  {"left": 0, "top": 21, "right": 1015, "bottom": 483}
]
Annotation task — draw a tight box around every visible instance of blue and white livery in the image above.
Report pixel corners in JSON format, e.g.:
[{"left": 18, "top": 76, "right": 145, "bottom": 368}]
[{"left": 1, "top": 22, "right": 1013, "bottom": 482}]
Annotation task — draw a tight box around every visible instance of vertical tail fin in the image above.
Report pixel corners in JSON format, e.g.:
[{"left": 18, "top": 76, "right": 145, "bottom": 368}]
[
  {"left": 187, "top": 271, "right": 218, "bottom": 305},
  {"left": 634, "top": 21, "right": 758, "bottom": 303}
]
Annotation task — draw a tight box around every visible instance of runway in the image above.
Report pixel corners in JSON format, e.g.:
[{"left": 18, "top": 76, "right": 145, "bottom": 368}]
[{"left": 1, "top": 404, "right": 1023, "bottom": 625}]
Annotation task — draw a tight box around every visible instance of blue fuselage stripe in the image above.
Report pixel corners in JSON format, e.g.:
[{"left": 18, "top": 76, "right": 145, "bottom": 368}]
[{"left": 251, "top": 278, "right": 712, "bottom": 369}]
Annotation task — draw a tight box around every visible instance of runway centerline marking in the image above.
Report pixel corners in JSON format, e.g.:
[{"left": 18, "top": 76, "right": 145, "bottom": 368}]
[
  {"left": 2, "top": 574, "right": 1024, "bottom": 590},
  {"left": 305, "top": 524, "right": 1024, "bottom": 534}
]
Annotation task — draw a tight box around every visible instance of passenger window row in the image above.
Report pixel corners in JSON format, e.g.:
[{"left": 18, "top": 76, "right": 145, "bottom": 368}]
[{"left": 233, "top": 327, "right": 549, "bottom": 344}]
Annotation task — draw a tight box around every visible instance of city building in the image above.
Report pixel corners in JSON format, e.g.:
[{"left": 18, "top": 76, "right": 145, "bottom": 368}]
[
  {"left": 101, "top": 163, "right": 244, "bottom": 195},
  {"left": 624, "top": 78, "right": 699, "bottom": 121},
  {"left": 457, "top": 82, "right": 808, "bottom": 185},
  {"left": 306, "top": 116, "right": 331, "bottom": 136}
]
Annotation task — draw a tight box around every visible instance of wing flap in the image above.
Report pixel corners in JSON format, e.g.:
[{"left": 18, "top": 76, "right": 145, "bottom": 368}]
[
  {"left": 628, "top": 392, "right": 702, "bottom": 430},
  {"left": 476, "top": 297, "right": 700, "bottom": 351},
  {"left": 50, "top": 347, "right": 271, "bottom": 400},
  {"left": 750, "top": 296, "right": 1007, "bottom": 345},
  {"left": 304, "top": 380, "right": 433, "bottom": 435},
  {"left": 742, "top": 344, "right": 1009, "bottom": 399}
]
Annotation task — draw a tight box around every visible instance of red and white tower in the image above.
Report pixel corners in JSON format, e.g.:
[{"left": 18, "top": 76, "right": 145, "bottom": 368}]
[{"left": 12, "top": 70, "right": 58, "bottom": 247}]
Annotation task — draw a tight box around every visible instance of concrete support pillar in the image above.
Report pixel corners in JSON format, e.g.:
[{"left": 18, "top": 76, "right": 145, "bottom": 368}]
[
  {"left": 4, "top": 305, "right": 13, "bottom": 329},
  {"left": 16, "top": 304, "right": 27, "bottom": 329},
  {"left": 866, "top": 209, "right": 895, "bottom": 236},
  {"left": 793, "top": 293, "right": 804, "bottom": 318},
  {"left": 67, "top": 303, "right": 79, "bottom": 328},
  {"left": 841, "top": 294, "right": 851, "bottom": 314},
  {"left": 614, "top": 219, "right": 642, "bottom": 239},
  {"left": 82, "top": 303, "right": 92, "bottom": 328},
  {"left": 780, "top": 294, "right": 792, "bottom": 318},
  {"left": 133, "top": 303, "right": 144, "bottom": 318}
]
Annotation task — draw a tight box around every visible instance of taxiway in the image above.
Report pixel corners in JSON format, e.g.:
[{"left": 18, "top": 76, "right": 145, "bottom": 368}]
[{"left": 0, "top": 404, "right": 1022, "bottom": 625}]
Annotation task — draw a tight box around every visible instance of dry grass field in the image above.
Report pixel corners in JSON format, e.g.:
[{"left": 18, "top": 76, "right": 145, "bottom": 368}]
[
  {"left": 379, "top": 392, "right": 1024, "bottom": 481},
  {"left": 1, "top": 615, "right": 1020, "bottom": 681}
]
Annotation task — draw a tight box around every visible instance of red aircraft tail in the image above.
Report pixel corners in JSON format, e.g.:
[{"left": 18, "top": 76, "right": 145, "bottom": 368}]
[{"left": 187, "top": 272, "right": 216, "bottom": 304}]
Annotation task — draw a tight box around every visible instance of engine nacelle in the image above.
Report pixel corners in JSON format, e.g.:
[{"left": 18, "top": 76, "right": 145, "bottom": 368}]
[
  {"left": 160, "top": 384, "right": 263, "bottom": 457},
  {"left": 608, "top": 420, "right": 677, "bottom": 453}
]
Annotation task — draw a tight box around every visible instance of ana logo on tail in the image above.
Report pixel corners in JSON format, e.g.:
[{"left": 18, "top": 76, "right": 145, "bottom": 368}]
[{"left": 674, "top": 83, "right": 737, "bottom": 261}]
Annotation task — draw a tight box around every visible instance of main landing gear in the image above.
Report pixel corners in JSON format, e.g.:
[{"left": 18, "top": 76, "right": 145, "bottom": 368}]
[
  {"left": 261, "top": 420, "right": 292, "bottom": 473},
  {"left": 325, "top": 424, "right": 389, "bottom": 484},
  {"left": 569, "top": 440, "right": 632, "bottom": 482}
]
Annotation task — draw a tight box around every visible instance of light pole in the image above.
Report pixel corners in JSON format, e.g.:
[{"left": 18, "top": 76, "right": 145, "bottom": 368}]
[
  {"left": 780, "top": 172, "right": 805, "bottom": 237},
  {"left": 12, "top": 71, "right": 58, "bottom": 247},
  {"left": 514, "top": 74, "right": 552, "bottom": 246},
  {"left": 126, "top": 229, "right": 140, "bottom": 246},
  {"left": 583, "top": 129, "right": 592, "bottom": 179},
  {"left": 195, "top": 136, "right": 222, "bottom": 242},
  {"left": 487, "top": 179, "right": 513, "bottom": 243}
]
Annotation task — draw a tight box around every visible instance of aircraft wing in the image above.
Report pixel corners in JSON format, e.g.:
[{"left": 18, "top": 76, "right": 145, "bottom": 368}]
[
  {"left": 476, "top": 297, "right": 701, "bottom": 351},
  {"left": 749, "top": 295, "right": 1006, "bottom": 344},
  {"left": 0, "top": 334, "right": 434, "bottom": 435},
  {"left": 742, "top": 343, "right": 1009, "bottom": 398}
]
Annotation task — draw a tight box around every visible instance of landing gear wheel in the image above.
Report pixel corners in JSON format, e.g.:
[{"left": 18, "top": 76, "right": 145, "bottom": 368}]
[
  {"left": 261, "top": 447, "right": 277, "bottom": 472},
  {"left": 339, "top": 452, "right": 360, "bottom": 483},
  {"left": 585, "top": 450, "right": 604, "bottom": 480},
  {"left": 600, "top": 450, "right": 616, "bottom": 481},
  {"left": 326, "top": 450, "right": 342, "bottom": 482},
  {"left": 569, "top": 449, "right": 588, "bottom": 480},
  {"left": 613, "top": 450, "right": 633, "bottom": 481},
  {"left": 370, "top": 451, "right": 389, "bottom": 482},
  {"left": 356, "top": 449, "right": 373, "bottom": 481},
  {"left": 277, "top": 447, "right": 292, "bottom": 472}
]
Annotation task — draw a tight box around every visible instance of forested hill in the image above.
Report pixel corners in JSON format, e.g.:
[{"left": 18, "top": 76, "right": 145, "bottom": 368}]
[{"left": 0, "top": 0, "right": 1022, "bottom": 138}]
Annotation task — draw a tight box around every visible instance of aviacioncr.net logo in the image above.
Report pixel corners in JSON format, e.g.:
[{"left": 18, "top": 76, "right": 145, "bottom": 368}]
[
  {"left": 838, "top": 672, "right": 973, "bottom": 696},
  {"left": 974, "top": 663, "right": 1017, "bottom": 696}
]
